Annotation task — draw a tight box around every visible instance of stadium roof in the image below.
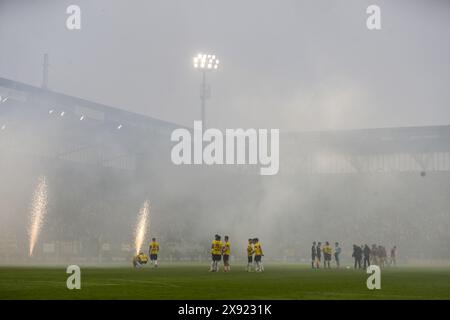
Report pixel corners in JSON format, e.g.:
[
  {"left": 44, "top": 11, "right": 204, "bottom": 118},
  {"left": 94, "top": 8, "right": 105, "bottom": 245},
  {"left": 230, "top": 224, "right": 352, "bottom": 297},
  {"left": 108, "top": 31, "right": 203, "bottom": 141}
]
[
  {"left": 283, "top": 124, "right": 450, "bottom": 155},
  {"left": 0, "top": 77, "right": 184, "bottom": 134},
  {"left": 2, "top": 76, "right": 450, "bottom": 175}
]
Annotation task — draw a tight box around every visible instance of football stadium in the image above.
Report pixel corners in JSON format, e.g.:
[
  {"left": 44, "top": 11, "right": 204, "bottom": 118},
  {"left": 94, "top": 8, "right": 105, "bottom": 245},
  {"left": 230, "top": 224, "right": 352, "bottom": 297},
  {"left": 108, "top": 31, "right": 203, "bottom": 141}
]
[
  {"left": 1, "top": 75, "right": 450, "bottom": 299},
  {"left": 1, "top": 0, "right": 450, "bottom": 305}
]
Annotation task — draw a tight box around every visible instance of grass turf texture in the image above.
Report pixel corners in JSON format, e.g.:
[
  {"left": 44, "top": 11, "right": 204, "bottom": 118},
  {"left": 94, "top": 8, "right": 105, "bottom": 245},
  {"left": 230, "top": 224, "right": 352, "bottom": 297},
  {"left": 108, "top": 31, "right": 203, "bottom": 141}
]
[{"left": 1, "top": 264, "right": 449, "bottom": 299}]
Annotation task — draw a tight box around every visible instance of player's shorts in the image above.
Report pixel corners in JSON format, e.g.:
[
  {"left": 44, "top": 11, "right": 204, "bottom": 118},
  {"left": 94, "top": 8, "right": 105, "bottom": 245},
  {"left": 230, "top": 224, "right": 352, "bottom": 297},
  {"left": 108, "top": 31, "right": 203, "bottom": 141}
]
[
  {"left": 311, "top": 255, "right": 316, "bottom": 261},
  {"left": 324, "top": 253, "right": 331, "bottom": 261},
  {"left": 212, "top": 254, "right": 222, "bottom": 262},
  {"left": 223, "top": 255, "right": 230, "bottom": 265},
  {"left": 248, "top": 256, "right": 253, "bottom": 263},
  {"left": 255, "top": 255, "right": 262, "bottom": 262},
  {"left": 316, "top": 255, "right": 321, "bottom": 262},
  {"left": 150, "top": 254, "right": 158, "bottom": 261}
]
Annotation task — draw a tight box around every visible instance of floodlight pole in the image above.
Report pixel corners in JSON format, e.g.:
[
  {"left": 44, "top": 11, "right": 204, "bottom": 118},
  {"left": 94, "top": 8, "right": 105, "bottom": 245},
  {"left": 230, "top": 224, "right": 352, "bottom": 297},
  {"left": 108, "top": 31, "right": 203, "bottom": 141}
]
[
  {"left": 194, "top": 53, "right": 219, "bottom": 131},
  {"left": 200, "top": 69, "right": 207, "bottom": 131},
  {"left": 42, "top": 53, "right": 49, "bottom": 90}
]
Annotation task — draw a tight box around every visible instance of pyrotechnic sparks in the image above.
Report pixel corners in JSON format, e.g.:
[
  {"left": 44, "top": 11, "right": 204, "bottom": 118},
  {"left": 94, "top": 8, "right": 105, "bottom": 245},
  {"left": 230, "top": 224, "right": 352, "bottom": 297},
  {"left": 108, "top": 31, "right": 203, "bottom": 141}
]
[
  {"left": 28, "top": 176, "right": 48, "bottom": 257},
  {"left": 134, "top": 200, "right": 150, "bottom": 255}
]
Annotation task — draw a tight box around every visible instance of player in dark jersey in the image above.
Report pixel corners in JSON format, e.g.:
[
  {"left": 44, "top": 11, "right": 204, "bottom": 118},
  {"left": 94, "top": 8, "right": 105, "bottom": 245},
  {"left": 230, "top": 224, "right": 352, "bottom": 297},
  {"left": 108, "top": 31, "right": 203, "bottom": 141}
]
[
  {"left": 390, "top": 246, "right": 397, "bottom": 266},
  {"left": 316, "top": 242, "right": 322, "bottom": 269},
  {"left": 311, "top": 241, "right": 317, "bottom": 269},
  {"left": 352, "top": 244, "right": 362, "bottom": 269},
  {"left": 363, "top": 244, "right": 371, "bottom": 268}
]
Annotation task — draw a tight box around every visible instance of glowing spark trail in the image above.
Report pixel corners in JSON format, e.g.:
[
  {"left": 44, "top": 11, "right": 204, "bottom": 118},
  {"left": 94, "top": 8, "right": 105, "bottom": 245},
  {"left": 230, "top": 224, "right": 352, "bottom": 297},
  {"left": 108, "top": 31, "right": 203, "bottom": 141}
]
[
  {"left": 134, "top": 200, "right": 150, "bottom": 256},
  {"left": 28, "top": 176, "right": 48, "bottom": 257}
]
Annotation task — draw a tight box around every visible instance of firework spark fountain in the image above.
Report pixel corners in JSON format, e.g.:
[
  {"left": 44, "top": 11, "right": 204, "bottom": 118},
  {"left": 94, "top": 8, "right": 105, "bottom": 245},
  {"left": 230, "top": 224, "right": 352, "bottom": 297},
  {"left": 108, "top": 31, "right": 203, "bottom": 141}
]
[
  {"left": 28, "top": 176, "right": 48, "bottom": 257},
  {"left": 134, "top": 200, "right": 150, "bottom": 256}
]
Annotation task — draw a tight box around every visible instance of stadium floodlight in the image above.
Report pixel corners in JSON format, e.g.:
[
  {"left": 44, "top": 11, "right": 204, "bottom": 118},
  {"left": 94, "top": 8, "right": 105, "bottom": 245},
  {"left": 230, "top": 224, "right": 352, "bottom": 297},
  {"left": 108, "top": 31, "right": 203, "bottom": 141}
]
[
  {"left": 0, "top": 96, "right": 8, "bottom": 103},
  {"left": 193, "top": 53, "right": 220, "bottom": 130},
  {"left": 48, "top": 109, "right": 54, "bottom": 114},
  {"left": 79, "top": 115, "right": 85, "bottom": 121},
  {"left": 1, "top": 124, "right": 6, "bottom": 130},
  {"left": 60, "top": 111, "right": 65, "bottom": 117},
  {"left": 117, "top": 124, "right": 123, "bottom": 130},
  {"left": 193, "top": 53, "right": 219, "bottom": 70}
]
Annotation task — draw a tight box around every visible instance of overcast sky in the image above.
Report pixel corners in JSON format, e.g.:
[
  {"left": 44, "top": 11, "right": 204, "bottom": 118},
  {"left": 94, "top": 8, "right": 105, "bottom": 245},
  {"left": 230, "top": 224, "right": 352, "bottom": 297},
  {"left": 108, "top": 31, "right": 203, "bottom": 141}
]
[{"left": 1, "top": 0, "right": 449, "bottom": 131}]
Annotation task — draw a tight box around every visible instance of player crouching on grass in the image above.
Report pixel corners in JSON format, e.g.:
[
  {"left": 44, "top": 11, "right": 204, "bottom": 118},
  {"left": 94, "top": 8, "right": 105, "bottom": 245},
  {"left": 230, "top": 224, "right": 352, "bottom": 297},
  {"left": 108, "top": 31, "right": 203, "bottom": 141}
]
[
  {"left": 133, "top": 252, "right": 148, "bottom": 268},
  {"left": 149, "top": 238, "right": 160, "bottom": 268},
  {"left": 247, "top": 238, "right": 255, "bottom": 272},
  {"left": 222, "top": 235, "right": 231, "bottom": 272},
  {"left": 210, "top": 234, "right": 222, "bottom": 272},
  {"left": 253, "top": 238, "right": 264, "bottom": 272}
]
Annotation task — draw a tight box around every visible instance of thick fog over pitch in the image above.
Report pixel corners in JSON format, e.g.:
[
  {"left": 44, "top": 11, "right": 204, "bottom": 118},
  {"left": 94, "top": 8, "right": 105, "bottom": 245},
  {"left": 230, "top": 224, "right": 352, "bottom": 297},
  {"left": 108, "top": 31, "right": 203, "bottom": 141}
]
[{"left": 0, "top": 0, "right": 449, "bottom": 264}]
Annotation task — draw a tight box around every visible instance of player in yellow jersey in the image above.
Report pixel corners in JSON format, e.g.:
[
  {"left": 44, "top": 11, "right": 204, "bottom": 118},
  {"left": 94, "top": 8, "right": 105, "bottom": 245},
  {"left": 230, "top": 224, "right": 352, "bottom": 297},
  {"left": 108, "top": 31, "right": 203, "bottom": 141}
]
[
  {"left": 222, "top": 235, "right": 231, "bottom": 272},
  {"left": 322, "top": 241, "right": 332, "bottom": 268},
  {"left": 210, "top": 234, "right": 222, "bottom": 272},
  {"left": 246, "top": 238, "right": 255, "bottom": 272},
  {"left": 149, "top": 238, "right": 160, "bottom": 268},
  {"left": 253, "top": 238, "right": 264, "bottom": 272},
  {"left": 133, "top": 251, "right": 148, "bottom": 268}
]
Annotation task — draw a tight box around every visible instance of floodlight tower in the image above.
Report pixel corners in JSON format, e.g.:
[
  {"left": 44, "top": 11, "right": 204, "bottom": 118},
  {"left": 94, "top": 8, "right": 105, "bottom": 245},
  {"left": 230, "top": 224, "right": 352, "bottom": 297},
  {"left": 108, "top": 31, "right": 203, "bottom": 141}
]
[
  {"left": 42, "top": 53, "right": 49, "bottom": 90},
  {"left": 193, "top": 53, "right": 219, "bottom": 131}
]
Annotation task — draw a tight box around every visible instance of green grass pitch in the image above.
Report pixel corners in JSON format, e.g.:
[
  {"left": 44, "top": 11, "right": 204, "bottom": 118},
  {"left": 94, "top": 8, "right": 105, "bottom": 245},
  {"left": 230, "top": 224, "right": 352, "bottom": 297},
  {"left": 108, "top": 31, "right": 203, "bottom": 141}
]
[{"left": 1, "top": 264, "right": 450, "bottom": 299}]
